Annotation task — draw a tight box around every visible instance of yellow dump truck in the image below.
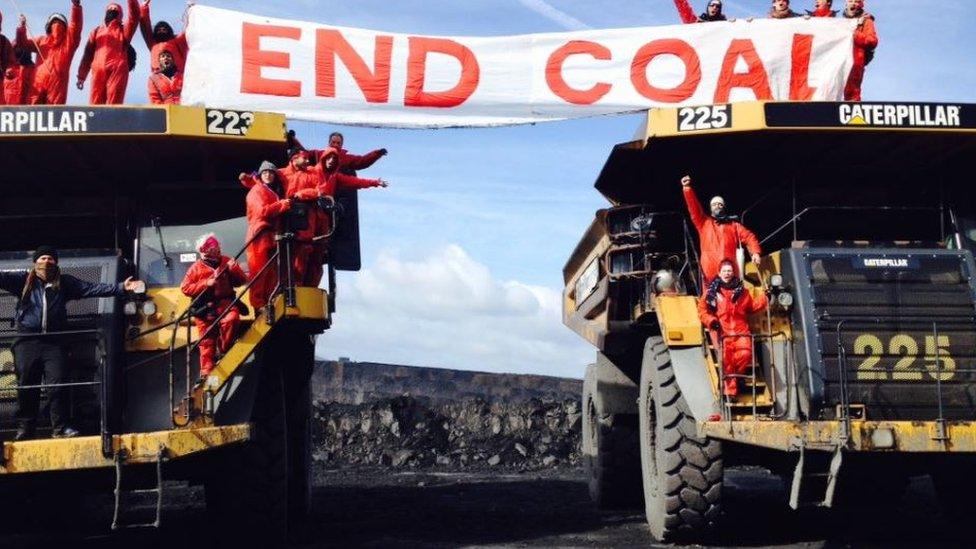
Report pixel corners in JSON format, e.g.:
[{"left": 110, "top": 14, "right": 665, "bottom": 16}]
[
  {"left": 566, "top": 101, "right": 976, "bottom": 541},
  {"left": 0, "top": 105, "right": 358, "bottom": 542}
]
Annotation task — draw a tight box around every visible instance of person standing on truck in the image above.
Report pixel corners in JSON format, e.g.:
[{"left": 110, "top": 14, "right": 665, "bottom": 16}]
[
  {"left": 147, "top": 48, "right": 180, "bottom": 104},
  {"left": 0, "top": 10, "right": 17, "bottom": 105},
  {"left": 326, "top": 132, "right": 388, "bottom": 176},
  {"left": 673, "top": 0, "right": 728, "bottom": 23},
  {"left": 807, "top": 0, "right": 837, "bottom": 17},
  {"left": 137, "top": 0, "right": 187, "bottom": 74},
  {"left": 76, "top": 0, "right": 139, "bottom": 104},
  {"left": 698, "top": 259, "right": 769, "bottom": 397},
  {"left": 0, "top": 246, "right": 141, "bottom": 440},
  {"left": 768, "top": 0, "right": 801, "bottom": 18},
  {"left": 842, "top": 0, "right": 877, "bottom": 101},
  {"left": 239, "top": 161, "right": 292, "bottom": 310},
  {"left": 15, "top": 1, "right": 83, "bottom": 105},
  {"left": 3, "top": 47, "right": 34, "bottom": 105},
  {"left": 180, "top": 235, "right": 247, "bottom": 380},
  {"left": 303, "top": 147, "right": 388, "bottom": 286},
  {"left": 681, "top": 175, "right": 761, "bottom": 282}
]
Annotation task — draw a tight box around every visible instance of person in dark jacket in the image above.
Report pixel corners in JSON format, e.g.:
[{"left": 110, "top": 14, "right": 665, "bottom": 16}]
[{"left": 0, "top": 246, "right": 140, "bottom": 440}]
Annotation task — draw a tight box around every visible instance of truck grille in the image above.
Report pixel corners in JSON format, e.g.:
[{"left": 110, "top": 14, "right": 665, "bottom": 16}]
[{"left": 806, "top": 252, "right": 976, "bottom": 420}]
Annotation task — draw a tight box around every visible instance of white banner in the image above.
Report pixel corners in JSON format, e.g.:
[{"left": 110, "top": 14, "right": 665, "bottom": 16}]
[{"left": 183, "top": 5, "right": 856, "bottom": 128}]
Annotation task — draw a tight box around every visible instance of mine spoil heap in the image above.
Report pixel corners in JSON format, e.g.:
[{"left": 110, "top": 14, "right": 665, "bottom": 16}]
[{"left": 313, "top": 395, "right": 583, "bottom": 470}]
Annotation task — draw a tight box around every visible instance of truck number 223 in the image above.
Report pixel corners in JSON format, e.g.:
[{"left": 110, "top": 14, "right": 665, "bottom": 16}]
[{"left": 853, "top": 334, "right": 955, "bottom": 381}]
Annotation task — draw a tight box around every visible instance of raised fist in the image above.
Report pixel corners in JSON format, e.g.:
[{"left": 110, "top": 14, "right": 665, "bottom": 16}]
[{"left": 681, "top": 175, "right": 692, "bottom": 187}]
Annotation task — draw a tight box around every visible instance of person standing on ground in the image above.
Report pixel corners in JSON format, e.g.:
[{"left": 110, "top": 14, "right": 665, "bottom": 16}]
[
  {"left": 0, "top": 246, "right": 140, "bottom": 440},
  {"left": 682, "top": 175, "right": 761, "bottom": 282}
]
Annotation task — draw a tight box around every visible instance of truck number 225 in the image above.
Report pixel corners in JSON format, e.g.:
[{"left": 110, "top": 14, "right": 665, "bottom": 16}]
[{"left": 853, "top": 334, "right": 956, "bottom": 381}]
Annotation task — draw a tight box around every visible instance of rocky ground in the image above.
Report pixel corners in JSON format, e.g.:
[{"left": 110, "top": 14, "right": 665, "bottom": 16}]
[{"left": 312, "top": 395, "right": 582, "bottom": 472}]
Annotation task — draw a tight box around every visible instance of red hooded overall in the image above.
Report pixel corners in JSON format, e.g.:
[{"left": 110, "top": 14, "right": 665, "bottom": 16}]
[
  {"left": 3, "top": 48, "right": 33, "bottom": 105},
  {"left": 180, "top": 240, "right": 247, "bottom": 377},
  {"left": 683, "top": 185, "right": 761, "bottom": 282},
  {"left": 77, "top": 0, "right": 138, "bottom": 105},
  {"left": 147, "top": 60, "right": 181, "bottom": 104},
  {"left": 15, "top": 3, "right": 82, "bottom": 105},
  {"left": 138, "top": 1, "right": 187, "bottom": 73},
  {"left": 0, "top": 12, "right": 17, "bottom": 105},
  {"left": 271, "top": 153, "right": 327, "bottom": 286},
  {"left": 844, "top": 12, "right": 878, "bottom": 101},
  {"left": 303, "top": 148, "right": 384, "bottom": 286},
  {"left": 698, "top": 276, "right": 768, "bottom": 396},
  {"left": 241, "top": 166, "right": 292, "bottom": 310}
]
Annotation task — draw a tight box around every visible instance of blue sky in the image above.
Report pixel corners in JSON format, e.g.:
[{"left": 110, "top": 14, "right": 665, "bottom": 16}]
[{"left": 9, "top": 0, "right": 975, "bottom": 377}]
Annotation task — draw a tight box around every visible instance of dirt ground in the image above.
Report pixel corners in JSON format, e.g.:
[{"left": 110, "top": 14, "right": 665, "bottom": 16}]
[{"left": 0, "top": 465, "right": 970, "bottom": 548}]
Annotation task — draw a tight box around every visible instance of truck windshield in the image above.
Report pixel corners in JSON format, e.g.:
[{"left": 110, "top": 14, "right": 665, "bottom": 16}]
[{"left": 138, "top": 217, "right": 247, "bottom": 287}]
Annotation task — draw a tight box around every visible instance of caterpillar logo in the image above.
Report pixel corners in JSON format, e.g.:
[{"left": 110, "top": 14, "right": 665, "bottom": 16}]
[
  {"left": 839, "top": 104, "right": 962, "bottom": 128},
  {"left": 0, "top": 110, "right": 91, "bottom": 133},
  {"left": 862, "top": 258, "right": 910, "bottom": 268}
]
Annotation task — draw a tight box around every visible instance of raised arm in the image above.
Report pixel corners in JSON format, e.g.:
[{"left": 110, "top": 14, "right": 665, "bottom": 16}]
[
  {"left": 681, "top": 177, "right": 707, "bottom": 231},
  {"left": 124, "top": 0, "right": 140, "bottom": 42},
  {"left": 68, "top": 0, "right": 84, "bottom": 51},
  {"left": 332, "top": 173, "right": 385, "bottom": 191},
  {"left": 138, "top": 0, "right": 155, "bottom": 48},
  {"left": 673, "top": 0, "right": 699, "bottom": 24},
  {"left": 15, "top": 16, "right": 39, "bottom": 55}
]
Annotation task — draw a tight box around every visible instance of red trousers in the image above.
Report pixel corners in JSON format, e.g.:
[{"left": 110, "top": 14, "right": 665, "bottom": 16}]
[
  {"left": 195, "top": 307, "right": 240, "bottom": 377},
  {"left": 89, "top": 61, "right": 129, "bottom": 104},
  {"left": 247, "top": 234, "right": 278, "bottom": 310},
  {"left": 712, "top": 331, "right": 754, "bottom": 396}
]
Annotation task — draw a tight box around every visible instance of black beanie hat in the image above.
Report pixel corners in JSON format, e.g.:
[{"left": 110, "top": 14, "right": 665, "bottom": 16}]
[{"left": 33, "top": 246, "right": 59, "bottom": 263}]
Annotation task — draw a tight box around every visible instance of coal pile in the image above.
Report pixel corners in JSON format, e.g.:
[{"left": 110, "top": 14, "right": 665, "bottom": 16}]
[{"left": 312, "top": 395, "right": 582, "bottom": 470}]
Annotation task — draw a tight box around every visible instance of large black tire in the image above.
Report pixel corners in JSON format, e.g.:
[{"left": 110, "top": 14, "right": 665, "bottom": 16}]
[
  {"left": 205, "top": 361, "right": 288, "bottom": 545},
  {"left": 582, "top": 364, "right": 642, "bottom": 508},
  {"left": 283, "top": 350, "right": 314, "bottom": 538},
  {"left": 638, "top": 337, "right": 723, "bottom": 543}
]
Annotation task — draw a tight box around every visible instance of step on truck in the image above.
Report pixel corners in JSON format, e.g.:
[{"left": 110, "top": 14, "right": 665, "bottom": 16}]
[
  {"left": 565, "top": 101, "right": 976, "bottom": 541},
  {"left": 0, "top": 104, "right": 361, "bottom": 543}
]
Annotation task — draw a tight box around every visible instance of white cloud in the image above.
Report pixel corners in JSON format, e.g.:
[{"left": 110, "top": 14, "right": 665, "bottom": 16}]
[
  {"left": 316, "top": 244, "right": 592, "bottom": 378},
  {"left": 515, "top": 0, "right": 591, "bottom": 30}
]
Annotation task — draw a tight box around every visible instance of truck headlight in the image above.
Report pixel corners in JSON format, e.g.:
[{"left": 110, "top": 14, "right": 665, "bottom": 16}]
[
  {"left": 770, "top": 274, "right": 784, "bottom": 289},
  {"left": 123, "top": 301, "right": 138, "bottom": 316},
  {"left": 141, "top": 300, "right": 157, "bottom": 317},
  {"left": 777, "top": 292, "right": 794, "bottom": 309}
]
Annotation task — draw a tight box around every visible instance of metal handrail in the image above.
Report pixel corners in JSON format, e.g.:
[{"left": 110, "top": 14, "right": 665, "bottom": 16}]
[
  {"left": 759, "top": 205, "right": 942, "bottom": 247},
  {"left": 717, "top": 330, "right": 789, "bottom": 421}
]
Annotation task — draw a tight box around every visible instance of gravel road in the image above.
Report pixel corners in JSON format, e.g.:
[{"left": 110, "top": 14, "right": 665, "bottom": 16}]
[{"left": 0, "top": 465, "right": 968, "bottom": 548}]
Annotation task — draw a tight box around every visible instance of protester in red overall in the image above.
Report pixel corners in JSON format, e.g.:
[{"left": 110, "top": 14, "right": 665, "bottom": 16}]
[
  {"left": 239, "top": 161, "right": 292, "bottom": 310},
  {"left": 273, "top": 149, "right": 327, "bottom": 285},
  {"left": 806, "top": 0, "right": 838, "bottom": 17},
  {"left": 147, "top": 48, "right": 181, "bottom": 104},
  {"left": 674, "top": 0, "right": 727, "bottom": 23},
  {"left": 15, "top": 2, "right": 82, "bottom": 105},
  {"left": 0, "top": 11, "right": 19, "bottom": 105},
  {"left": 699, "top": 260, "right": 769, "bottom": 397},
  {"left": 302, "top": 148, "right": 389, "bottom": 286},
  {"left": 181, "top": 235, "right": 247, "bottom": 379},
  {"left": 682, "top": 175, "right": 761, "bottom": 282},
  {"left": 842, "top": 0, "right": 877, "bottom": 102},
  {"left": 138, "top": 0, "right": 187, "bottom": 73},
  {"left": 326, "top": 132, "right": 388, "bottom": 176},
  {"left": 3, "top": 47, "right": 34, "bottom": 104},
  {"left": 76, "top": 0, "right": 139, "bottom": 105}
]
